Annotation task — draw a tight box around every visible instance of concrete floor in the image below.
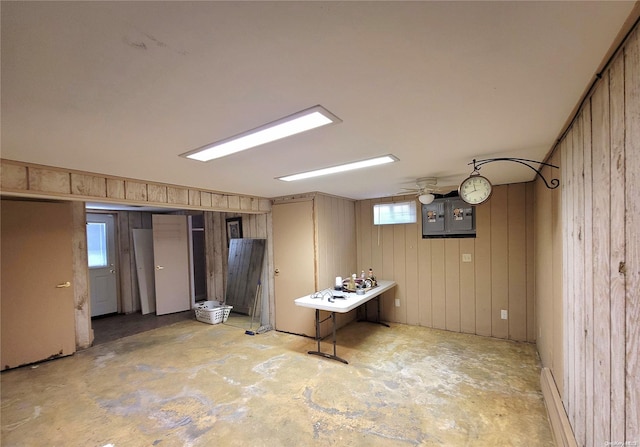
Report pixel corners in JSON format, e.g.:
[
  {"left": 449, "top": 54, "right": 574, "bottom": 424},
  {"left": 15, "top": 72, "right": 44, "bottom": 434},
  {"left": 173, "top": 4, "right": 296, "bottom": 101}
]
[{"left": 1, "top": 319, "right": 554, "bottom": 446}]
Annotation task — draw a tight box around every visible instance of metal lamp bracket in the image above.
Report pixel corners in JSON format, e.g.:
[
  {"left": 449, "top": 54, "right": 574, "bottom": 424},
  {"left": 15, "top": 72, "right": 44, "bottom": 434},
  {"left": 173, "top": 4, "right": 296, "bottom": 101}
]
[{"left": 469, "top": 157, "right": 560, "bottom": 189}]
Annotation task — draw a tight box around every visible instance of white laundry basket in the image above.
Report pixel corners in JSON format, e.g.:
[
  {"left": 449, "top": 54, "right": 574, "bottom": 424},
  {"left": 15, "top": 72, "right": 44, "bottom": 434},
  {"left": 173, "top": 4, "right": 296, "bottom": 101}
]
[{"left": 194, "top": 301, "right": 233, "bottom": 325}]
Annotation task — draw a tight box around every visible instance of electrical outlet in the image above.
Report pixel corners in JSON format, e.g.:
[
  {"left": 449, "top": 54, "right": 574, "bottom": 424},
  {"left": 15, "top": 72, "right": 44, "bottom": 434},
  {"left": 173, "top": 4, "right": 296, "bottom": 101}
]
[
  {"left": 462, "top": 253, "right": 472, "bottom": 263},
  {"left": 501, "top": 309, "right": 508, "bottom": 320},
  {"left": 395, "top": 299, "right": 400, "bottom": 307}
]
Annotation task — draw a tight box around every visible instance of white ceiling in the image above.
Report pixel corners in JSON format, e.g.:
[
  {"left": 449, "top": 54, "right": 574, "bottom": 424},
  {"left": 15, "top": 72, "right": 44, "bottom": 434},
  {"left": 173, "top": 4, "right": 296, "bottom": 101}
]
[{"left": 2, "top": 1, "right": 637, "bottom": 201}]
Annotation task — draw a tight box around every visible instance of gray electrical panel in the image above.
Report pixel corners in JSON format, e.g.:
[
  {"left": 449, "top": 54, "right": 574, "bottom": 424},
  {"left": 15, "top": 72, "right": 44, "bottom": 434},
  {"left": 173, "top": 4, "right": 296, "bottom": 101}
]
[{"left": 422, "top": 197, "right": 475, "bottom": 238}]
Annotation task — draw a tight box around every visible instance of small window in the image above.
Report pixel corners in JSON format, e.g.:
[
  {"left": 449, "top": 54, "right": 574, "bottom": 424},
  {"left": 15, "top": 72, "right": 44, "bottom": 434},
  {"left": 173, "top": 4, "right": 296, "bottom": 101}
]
[
  {"left": 373, "top": 201, "right": 417, "bottom": 225},
  {"left": 87, "top": 222, "right": 108, "bottom": 267}
]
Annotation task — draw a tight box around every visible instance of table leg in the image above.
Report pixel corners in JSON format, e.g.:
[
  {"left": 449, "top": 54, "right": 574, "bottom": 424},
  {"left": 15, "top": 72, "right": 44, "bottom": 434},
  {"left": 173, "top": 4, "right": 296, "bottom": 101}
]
[
  {"left": 307, "top": 309, "right": 348, "bottom": 364},
  {"left": 376, "top": 296, "right": 390, "bottom": 328},
  {"left": 358, "top": 296, "right": 390, "bottom": 327}
]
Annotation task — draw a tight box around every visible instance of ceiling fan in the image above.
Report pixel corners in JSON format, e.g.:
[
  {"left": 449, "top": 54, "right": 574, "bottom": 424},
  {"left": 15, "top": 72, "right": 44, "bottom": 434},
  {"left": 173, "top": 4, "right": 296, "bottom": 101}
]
[{"left": 398, "top": 177, "right": 458, "bottom": 204}]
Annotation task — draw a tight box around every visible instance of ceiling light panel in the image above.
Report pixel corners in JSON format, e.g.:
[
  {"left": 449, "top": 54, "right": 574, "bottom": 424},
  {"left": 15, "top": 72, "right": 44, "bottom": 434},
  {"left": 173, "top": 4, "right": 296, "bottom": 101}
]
[
  {"left": 181, "top": 105, "right": 341, "bottom": 162},
  {"left": 277, "top": 155, "right": 399, "bottom": 182}
]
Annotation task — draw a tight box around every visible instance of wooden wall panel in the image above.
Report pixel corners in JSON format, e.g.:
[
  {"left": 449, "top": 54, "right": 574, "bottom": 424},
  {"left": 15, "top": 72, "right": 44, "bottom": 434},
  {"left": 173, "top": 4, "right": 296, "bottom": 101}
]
[
  {"left": 71, "top": 173, "right": 106, "bottom": 198},
  {"left": 125, "top": 181, "right": 147, "bottom": 201},
  {"left": 167, "top": 186, "right": 188, "bottom": 205},
  {"left": 525, "top": 183, "right": 535, "bottom": 342},
  {"left": 29, "top": 167, "right": 70, "bottom": 194},
  {"left": 393, "top": 217, "right": 407, "bottom": 323},
  {"left": 444, "top": 239, "right": 460, "bottom": 332},
  {"left": 534, "top": 165, "right": 554, "bottom": 367},
  {"left": 582, "top": 101, "right": 594, "bottom": 447},
  {"left": 459, "top": 238, "right": 475, "bottom": 334},
  {"left": 490, "top": 186, "right": 509, "bottom": 339},
  {"left": 147, "top": 184, "right": 167, "bottom": 203},
  {"left": 371, "top": 201, "right": 385, "bottom": 306},
  {"left": 417, "top": 229, "right": 433, "bottom": 327},
  {"left": 535, "top": 24, "right": 640, "bottom": 447},
  {"left": 381, "top": 217, "right": 395, "bottom": 319},
  {"left": 117, "top": 212, "right": 133, "bottom": 314},
  {"left": 314, "top": 194, "right": 357, "bottom": 331},
  {"left": 590, "top": 70, "right": 612, "bottom": 447},
  {"left": 609, "top": 47, "right": 627, "bottom": 445},
  {"left": 107, "top": 178, "right": 125, "bottom": 200},
  {"left": 71, "top": 201, "right": 92, "bottom": 348},
  {"left": 204, "top": 211, "right": 224, "bottom": 302},
  {"left": 507, "top": 183, "right": 527, "bottom": 341},
  {"left": 624, "top": 25, "right": 640, "bottom": 442},
  {"left": 200, "top": 191, "right": 212, "bottom": 208},
  {"left": 475, "top": 200, "right": 492, "bottom": 337},
  {"left": 189, "top": 189, "right": 200, "bottom": 207},
  {"left": 562, "top": 133, "right": 574, "bottom": 413},
  {"left": 228, "top": 195, "right": 240, "bottom": 210},
  {"left": 430, "top": 239, "right": 446, "bottom": 330},
  {"left": 1, "top": 162, "right": 28, "bottom": 190},
  {"left": 551, "top": 149, "right": 564, "bottom": 396},
  {"left": 405, "top": 215, "right": 420, "bottom": 326},
  {"left": 571, "top": 109, "right": 586, "bottom": 446}
]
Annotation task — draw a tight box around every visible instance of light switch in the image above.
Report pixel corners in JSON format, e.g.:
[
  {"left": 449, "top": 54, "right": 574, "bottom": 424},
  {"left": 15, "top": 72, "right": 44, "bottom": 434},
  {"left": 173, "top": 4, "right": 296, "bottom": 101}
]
[{"left": 462, "top": 253, "right": 472, "bottom": 263}]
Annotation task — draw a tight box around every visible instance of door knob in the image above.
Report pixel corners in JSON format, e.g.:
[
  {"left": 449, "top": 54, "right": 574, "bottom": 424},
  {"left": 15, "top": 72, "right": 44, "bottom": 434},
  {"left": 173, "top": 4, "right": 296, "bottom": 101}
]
[
  {"left": 110, "top": 269, "right": 116, "bottom": 274},
  {"left": 275, "top": 268, "right": 280, "bottom": 275},
  {"left": 156, "top": 265, "right": 165, "bottom": 270},
  {"left": 56, "top": 281, "right": 71, "bottom": 288}
]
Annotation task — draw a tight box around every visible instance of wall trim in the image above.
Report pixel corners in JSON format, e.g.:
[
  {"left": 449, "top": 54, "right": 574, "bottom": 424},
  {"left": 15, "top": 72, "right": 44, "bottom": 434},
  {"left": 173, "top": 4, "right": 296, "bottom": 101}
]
[{"left": 541, "top": 367, "right": 578, "bottom": 447}]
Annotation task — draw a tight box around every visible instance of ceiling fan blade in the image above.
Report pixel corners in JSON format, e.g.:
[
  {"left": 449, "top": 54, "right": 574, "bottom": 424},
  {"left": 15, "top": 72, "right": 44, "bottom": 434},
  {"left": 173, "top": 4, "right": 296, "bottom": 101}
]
[{"left": 433, "top": 185, "right": 458, "bottom": 194}]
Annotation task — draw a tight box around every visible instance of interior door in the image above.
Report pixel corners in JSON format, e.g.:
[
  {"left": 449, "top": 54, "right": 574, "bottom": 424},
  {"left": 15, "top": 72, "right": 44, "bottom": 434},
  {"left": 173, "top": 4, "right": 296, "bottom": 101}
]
[
  {"left": 1, "top": 200, "right": 76, "bottom": 370},
  {"left": 87, "top": 213, "right": 118, "bottom": 316},
  {"left": 152, "top": 214, "right": 191, "bottom": 315},
  {"left": 273, "top": 200, "right": 316, "bottom": 336}
]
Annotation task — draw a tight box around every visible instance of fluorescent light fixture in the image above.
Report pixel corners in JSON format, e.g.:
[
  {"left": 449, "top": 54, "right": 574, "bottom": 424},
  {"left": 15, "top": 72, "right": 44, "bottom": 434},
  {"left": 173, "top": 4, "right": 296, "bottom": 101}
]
[
  {"left": 277, "top": 155, "right": 398, "bottom": 182},
  {"left": 181, "top": 105, "right": 340, "bottom": 162}
]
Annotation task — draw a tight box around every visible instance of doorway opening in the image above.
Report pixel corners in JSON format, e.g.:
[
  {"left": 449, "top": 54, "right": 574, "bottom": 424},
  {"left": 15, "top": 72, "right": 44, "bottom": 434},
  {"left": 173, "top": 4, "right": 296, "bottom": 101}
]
[
  {"left": 86, "top": 208, "right": 208, "bottom": 345},
  {"left": 87, "top": 213, "right": 118, "bottom": 317}
]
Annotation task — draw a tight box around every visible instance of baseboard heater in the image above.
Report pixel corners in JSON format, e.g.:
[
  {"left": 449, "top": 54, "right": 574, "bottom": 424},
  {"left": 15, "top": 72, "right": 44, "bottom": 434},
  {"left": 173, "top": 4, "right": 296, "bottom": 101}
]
[{"left": 540, "top": 367, "right": 578, "bottom": 447}]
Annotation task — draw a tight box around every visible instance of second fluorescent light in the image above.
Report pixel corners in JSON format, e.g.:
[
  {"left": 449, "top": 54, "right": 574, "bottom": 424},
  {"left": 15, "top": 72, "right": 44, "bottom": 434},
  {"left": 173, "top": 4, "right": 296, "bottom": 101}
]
[
  {"left": 277, "top": 155, "right": 398, "bottom": 181},
  {"left": 182, "top": 105, "right": 340, "bottom": 162}
]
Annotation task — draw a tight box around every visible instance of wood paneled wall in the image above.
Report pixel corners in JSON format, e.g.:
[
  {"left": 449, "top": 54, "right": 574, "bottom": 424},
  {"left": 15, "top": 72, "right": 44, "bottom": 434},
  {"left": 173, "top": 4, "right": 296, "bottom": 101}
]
[
  {"left": 113, "top": 211, "right": 154, "bottom": 314},
  {"left": 355, "top": 183, "right": 535, "bottom": 342},
  {"left": 204, "top": 211, "right": 272, "bottom": 326},
  {"left": 536, "top": 23, "right": 639, "bottom": 447},
  {"left": 314, "top": 194, "right": 357, "bottom": 330},
  {"left": 534, "top": 150, "right": 563, "bottom": 392},
  {"left": 71, "top": 202, "right": 92, "bottom": 349},
  {"left": 0, "top": 159, "right": 271, "bottom": 214}
]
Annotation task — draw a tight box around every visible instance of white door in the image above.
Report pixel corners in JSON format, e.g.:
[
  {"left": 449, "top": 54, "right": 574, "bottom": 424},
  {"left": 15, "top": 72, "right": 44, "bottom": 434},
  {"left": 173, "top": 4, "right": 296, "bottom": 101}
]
[
  {"left": 87, "top": 213, "right": 118, "bottom": 317},
  {"left": 1, "top": 200, "right": 76, "bottom": 370},
  {"left": 152, "top": 214, "right": 191, "bottom": 315}
]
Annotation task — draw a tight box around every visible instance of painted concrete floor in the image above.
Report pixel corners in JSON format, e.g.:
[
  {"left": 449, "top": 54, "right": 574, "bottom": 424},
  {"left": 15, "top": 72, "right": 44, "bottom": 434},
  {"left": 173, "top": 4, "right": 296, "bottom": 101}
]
[{"left": 1, "top": 320, "right": 554, "bottom": 446}]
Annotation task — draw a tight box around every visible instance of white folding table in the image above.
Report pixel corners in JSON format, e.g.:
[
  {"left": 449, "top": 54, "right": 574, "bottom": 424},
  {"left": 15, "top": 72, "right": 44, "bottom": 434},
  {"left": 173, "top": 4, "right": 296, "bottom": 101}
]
[{"left": 294, "top": 280, "right": 397, "bottom": 364}]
